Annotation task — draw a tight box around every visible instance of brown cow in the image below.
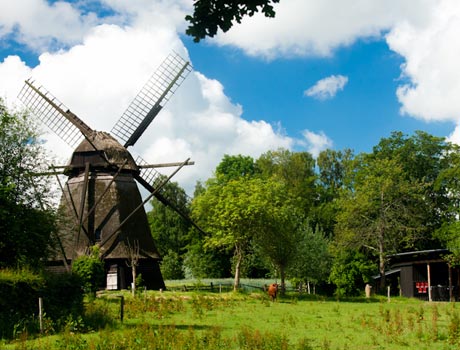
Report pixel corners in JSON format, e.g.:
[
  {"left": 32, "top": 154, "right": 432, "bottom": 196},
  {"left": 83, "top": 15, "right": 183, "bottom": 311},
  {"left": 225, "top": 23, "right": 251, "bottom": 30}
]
[{"left": 268, "top": 283, "right": 278, "bottom": 302}]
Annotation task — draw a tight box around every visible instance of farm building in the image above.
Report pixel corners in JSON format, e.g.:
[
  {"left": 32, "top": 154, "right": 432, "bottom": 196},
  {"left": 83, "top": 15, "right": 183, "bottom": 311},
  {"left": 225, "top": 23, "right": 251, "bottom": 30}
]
[{"left": 380, "top": 249, "right": 460, "bottom": 301}]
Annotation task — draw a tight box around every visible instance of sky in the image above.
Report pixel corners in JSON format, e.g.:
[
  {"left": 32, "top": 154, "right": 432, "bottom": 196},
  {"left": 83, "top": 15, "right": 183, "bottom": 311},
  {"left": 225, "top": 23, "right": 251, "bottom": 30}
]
[{"left": 0, "top": 0, "right": 459, "bottom": 195}]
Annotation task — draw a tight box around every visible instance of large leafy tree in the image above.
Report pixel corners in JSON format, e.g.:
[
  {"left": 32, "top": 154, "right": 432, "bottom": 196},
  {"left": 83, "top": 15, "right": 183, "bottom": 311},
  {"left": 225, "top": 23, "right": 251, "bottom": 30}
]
[
  {"left": 317, "top": 148, "right": 354, "bottom": 196},
  {"left": 287, "top": 223, "right": 331, "bottom": 290},
  {"left": 372, "top": 131, "right": 451, "bottom": 242},
  {"left": 185, "top": 0, "right": 280, "bottom": 42},
  {"left": 312, "top": 148, "right": 354, "bottom": 237},
  {"left": 256, "top": 148, "right": 317, "bottom": 214},
  {"left": 434, "top": 145, "right": 460, "bottom": 264},
  {"left": 329, "top": 249, "right": 376, "bottom": 297},
  {"left": 250, "top": 180, "right": 302, "bottom": 293},
  {"left": 216, "top": 154, "right": 256, "bottom": 182},
  {"left": 192, "top": 176, "right": 268, "bottom": 290},
  {"left": 0, "top": 99, "right": 56, "bottom": 268},
  {"left": 335, "top": 156, "right": 427, "bottom": 290},
  {"left": 185, "top": 156, "right": 257, "bottom": 280}
]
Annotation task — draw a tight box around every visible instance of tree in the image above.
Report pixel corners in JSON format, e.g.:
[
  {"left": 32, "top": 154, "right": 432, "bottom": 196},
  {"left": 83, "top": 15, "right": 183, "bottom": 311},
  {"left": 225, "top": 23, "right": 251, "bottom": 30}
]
[
  {"left": 317, "top": 148, "right": 354, "bottom": 196},
  {"left": 148, "top": 178, "right": 191, "bottom": 279},
  {"left": 185, "top": 0, "right": 280, "bottom": 42},
  {"left": 125, "top": 239, "right": 140, "bottom": 295},
  {"left": 312, "top": 148, "right": 354, "bottom": 237},
  {"left": 288, "top": 223, "right": 331, "bottom": 292},
  {"left": 250, "top": 179, "right": 302, "bottom": 293},
  {"left": 0, "top": 99, "right": 56, "bottom": 268},
  {"left": 161, "top": 249, "right": 185, "bottom": 280},
  {"left": 192, "top": 176, "right": 268, "bottom": 290},
  {"left": 433, "top": 144, "right": 460, "bottom": 264},
  {"left": 335, "top": 156, "right": 427, "bottom": 290},
  {"left": 216, "top": 154, "right": 256, "bottom": 182},
  {"left": 329, "top": 249, "right": 376, "bottom": 297},
  {"left": 372, "top": 131, "right": 451, "bottom": 243},
  {"left": 256, "top": 149, "right": 317, "bottom": 214}
]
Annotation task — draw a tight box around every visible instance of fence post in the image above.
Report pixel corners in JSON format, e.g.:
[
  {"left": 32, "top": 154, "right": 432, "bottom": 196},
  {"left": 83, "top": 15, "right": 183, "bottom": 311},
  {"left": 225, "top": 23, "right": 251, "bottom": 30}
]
[{"left": 38, "top": 297, "right": 44, "bottom": 333}]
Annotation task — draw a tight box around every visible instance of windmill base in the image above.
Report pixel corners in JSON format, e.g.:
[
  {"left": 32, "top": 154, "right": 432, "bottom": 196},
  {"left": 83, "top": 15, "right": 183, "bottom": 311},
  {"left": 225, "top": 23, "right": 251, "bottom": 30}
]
[
  {"left": 105, "top": 258, "right": 165, "bottom": 291},
  {"left": 47, "top": 258, "right": 165, "bottom": 291}
]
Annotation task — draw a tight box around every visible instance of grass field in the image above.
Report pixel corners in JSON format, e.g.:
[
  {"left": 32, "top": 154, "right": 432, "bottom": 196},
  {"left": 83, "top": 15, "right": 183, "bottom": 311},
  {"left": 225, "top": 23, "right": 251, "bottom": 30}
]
[{"left": 2, "top": 290, "right": 460, "bottom": 350}]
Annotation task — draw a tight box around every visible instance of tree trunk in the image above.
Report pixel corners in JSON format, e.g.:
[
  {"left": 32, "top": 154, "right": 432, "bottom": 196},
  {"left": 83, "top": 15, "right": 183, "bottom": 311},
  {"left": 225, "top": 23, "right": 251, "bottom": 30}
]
[
  {"left": 378, "top": 190, "right": 386, "bottom": 292},
  {"left": 132, "top": 265, "right": 136, "bottom": 296},
  {"left": 280, "top": 265, "right": 286, "bottom": 296},
  {"left": 378, "top": 234, "right": 386, "bottom": 292},
  {"left": 233, "top": 245, "right": 242, "bottom": 291}
]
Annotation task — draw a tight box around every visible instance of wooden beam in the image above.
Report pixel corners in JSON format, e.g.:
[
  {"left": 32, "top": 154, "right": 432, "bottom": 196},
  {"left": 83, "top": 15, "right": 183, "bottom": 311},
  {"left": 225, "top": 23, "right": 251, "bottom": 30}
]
[{"left": 427, "top": 263, "right": 432, "bottom": 302}]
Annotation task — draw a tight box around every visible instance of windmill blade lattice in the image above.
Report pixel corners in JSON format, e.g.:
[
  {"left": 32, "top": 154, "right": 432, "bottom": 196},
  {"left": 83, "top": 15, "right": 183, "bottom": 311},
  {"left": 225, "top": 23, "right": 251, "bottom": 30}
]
[
  {"left": 111, "top": 52, "right": 192, "bottom": 148},
  {"left": 135, "top": 155, "right": 164, "bottom": 189},
  {"left": 18, "top": 80, "right": 89, "bottom": 148}
]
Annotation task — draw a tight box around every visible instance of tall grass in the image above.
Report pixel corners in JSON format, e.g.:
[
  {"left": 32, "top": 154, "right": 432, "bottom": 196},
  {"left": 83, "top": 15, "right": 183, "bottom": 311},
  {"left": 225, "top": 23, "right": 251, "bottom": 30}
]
[{"left": 5, "top": 291, "right": 460, "bottom": 349}]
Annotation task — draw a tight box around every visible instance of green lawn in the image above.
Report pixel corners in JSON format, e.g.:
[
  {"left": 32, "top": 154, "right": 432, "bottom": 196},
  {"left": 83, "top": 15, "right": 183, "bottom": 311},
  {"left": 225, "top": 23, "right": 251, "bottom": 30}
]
[{"left": 2, "top": 291, "right": 459, "bottom": 349}]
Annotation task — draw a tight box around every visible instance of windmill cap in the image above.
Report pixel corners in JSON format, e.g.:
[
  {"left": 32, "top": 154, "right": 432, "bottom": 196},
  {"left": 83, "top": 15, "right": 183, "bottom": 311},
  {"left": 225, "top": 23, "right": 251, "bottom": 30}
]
[{"left": 65, "top": 131, "right": 139, "bottom": 174}]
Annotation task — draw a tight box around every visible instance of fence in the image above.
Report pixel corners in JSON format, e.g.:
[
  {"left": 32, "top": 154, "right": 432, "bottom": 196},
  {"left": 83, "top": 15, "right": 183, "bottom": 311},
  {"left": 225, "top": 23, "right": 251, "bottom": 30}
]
[{"left": 164, "top": 281, "right": 304, "bottom": 294}]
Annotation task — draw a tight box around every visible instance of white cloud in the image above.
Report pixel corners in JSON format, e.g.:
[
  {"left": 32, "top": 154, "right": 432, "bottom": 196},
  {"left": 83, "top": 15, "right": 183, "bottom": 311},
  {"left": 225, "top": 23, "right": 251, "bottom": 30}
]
[
  {"left": 386, "top": 0, "right": 460, "bottom": 125},
  {"left": 0, "top": 56, "right": 32, "bottom": 106},
  {"left": 300, "top": 130, "right": 333, "bottom": 158},
  {"left": 304, "top": 75, "right": 348, "bottom": 100},
  {"left": 447, "top": 125, "right": 460, "bottom": 145},
  {"left": 0, "top": 0, "right": 102, "bottom": 52},
  {"left": 214, "top": 0, "right": 436, "bottom": 59}
]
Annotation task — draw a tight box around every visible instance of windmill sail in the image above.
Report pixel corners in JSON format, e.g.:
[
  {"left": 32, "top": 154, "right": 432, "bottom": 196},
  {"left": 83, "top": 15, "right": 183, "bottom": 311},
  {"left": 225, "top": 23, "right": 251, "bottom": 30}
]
[
  {"left": 18, "top": 80, "right": 92, "bottom": 148},
  {"left": 111, "top": 52, "right": 192, "bottom": 148}
]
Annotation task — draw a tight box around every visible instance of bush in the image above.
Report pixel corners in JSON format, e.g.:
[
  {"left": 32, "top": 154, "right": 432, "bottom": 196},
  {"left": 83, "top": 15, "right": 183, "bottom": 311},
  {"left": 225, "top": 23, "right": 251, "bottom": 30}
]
[
  {"left": 42, "top": 272, "right": 84, "bottom": 322},
  {"left": 0, "top": 269, "right": 44, "bottom": 339},
  {"left": 161, "top": 250, "right": 184, "bottom": 280},
  {"left": 329, "top": 250, "right": 376, "bottom": 297},
  {"left": 0, "top": 269, "right": 84, "bottom": 339},
  {"left": 71, "top": 247, "right": 105, "bottom": 296}
]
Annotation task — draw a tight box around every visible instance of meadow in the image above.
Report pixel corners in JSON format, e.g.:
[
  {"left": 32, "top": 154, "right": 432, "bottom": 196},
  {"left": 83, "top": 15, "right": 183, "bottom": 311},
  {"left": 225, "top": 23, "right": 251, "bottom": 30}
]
[{"left": 2, "top": 287, "right": 460, "bottom": 350}]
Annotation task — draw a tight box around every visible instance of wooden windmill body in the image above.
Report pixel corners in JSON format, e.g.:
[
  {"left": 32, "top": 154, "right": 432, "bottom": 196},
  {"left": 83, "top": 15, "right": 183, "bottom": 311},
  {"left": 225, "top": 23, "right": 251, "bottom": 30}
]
[{"left": 18, "top": 53, "right": 195, "bottom": 290}]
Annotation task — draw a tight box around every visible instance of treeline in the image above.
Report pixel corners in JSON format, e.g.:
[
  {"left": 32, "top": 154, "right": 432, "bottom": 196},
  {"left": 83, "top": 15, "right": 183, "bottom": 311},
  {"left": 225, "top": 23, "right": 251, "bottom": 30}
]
[
  {"left": 2, "top": 97, "right": 460, "bottom": 299},
  {"left": 149, "top": 131, "right": 460, "bottom": 296}
]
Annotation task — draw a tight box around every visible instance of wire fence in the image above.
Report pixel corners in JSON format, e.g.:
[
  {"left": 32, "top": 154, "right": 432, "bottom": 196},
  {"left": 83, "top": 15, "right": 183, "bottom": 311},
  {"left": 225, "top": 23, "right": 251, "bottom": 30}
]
[{"left": 164, "top": 279, "right": 302, "bottom": 294}]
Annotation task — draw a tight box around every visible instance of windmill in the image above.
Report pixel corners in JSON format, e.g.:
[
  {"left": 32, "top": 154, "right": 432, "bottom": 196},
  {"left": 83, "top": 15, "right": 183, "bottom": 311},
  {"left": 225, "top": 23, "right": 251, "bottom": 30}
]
[{"left": 18, "top": 52, "right": 195, "bottom": 290}]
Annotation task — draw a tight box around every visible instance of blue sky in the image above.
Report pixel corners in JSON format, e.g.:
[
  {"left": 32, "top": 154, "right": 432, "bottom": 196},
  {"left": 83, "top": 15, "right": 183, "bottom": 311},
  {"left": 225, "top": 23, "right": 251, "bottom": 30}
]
[
  {"left": 185, "top": 36, "right": 453, "bottom": 154},
  {"left": 1, "top": 1, "right": 459, "bottom": 193}
]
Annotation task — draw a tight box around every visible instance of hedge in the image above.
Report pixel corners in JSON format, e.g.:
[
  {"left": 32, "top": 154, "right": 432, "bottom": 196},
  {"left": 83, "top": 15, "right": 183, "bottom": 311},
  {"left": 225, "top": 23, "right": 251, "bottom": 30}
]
[{"left": 0, "top": 269, "right": 83, "bottom": 339}]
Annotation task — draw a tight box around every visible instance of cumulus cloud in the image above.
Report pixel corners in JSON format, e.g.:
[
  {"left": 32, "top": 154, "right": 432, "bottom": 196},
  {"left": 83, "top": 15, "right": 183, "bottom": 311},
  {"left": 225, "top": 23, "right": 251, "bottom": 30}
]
[
  {"left": 386, "top": 0, "right": 460, "bottom": 124},
  {"left": 0, "top": 0, "right": 103, "bottom": 53},
  {"left": 214, "top": 0, "right": 437, "bottom": 59},
  {"left": 300, "top": 130, "right": 333, "bottom": 158},
  {"left": 304, "top": 75, "right": 348, "bottom": 100}
]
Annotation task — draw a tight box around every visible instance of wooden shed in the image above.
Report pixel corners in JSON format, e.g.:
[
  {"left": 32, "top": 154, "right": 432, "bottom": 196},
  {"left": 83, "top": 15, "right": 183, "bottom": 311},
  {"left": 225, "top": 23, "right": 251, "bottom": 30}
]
[{"left": 385, "top": 249, "right": 459, "bottom": 301}]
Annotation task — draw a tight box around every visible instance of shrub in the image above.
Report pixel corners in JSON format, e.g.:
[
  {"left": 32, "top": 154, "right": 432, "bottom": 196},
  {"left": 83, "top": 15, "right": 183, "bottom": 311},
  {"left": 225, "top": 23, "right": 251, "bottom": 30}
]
[
  {"left": 42, "top": 272, "right": 84, "bottom": 322},
  {"left": 71, "top": 247, "right": 105, "bottom": 296},
  {"left": 0, "top": 268, "right": 44, "bottom": 339},
  {"left": 0, "top": 269, "right": 84, "bottom": 339},
  {"left": 161, "top": 250, "right": 184, "bottom": 280}
]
